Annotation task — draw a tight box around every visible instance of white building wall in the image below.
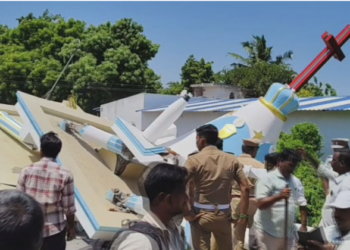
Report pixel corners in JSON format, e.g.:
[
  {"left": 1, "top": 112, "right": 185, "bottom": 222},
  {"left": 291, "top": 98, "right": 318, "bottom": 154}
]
[
  {"left": 200, "top": 86, "right": 244, "bottom": 99},
  {"left": 283, "top": 111, "right": 350, "bottom": 159},
  {"left": 100, "top": 93, "right": 145, "bottom": 128}
]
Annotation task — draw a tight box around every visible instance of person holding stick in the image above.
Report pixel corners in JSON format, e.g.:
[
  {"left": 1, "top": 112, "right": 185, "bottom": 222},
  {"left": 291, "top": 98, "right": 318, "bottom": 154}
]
[{"left": 254, "top": 149, "right": 303, "bottom": 250}]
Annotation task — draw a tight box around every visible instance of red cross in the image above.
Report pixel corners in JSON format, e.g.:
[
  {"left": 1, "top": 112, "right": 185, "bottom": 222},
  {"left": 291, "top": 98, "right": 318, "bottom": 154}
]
[{"left": 290, "top": 25, "right": 350, "bottom": 92}]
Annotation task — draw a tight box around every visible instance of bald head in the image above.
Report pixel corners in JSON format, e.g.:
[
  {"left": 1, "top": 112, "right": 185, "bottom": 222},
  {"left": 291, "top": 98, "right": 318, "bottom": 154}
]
[
  {"left": 337, "top": 149, "right": 350, "bottom": 169},
  {"left": 0, "top": 190, "right": 44, "bottom": 250}
]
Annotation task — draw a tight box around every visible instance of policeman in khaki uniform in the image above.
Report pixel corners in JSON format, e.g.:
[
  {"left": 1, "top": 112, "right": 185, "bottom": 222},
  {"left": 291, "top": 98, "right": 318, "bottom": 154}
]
[
  {"left": 231, "top": 138, "right": 264, "bottom": 250},
  {"left": 184, "top": 124, "right": 250, "bottom": 250}
]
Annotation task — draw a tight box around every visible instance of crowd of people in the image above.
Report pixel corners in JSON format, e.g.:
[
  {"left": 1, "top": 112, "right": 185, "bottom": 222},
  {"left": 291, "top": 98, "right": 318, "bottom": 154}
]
[{"left": 1, "top": 125, "right": 350, "bottom": 250}]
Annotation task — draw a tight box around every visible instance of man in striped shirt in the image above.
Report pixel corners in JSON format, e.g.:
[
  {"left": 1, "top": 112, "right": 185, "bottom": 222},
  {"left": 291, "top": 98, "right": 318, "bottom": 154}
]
[{"left": 17, "top": 132, "right": 76, "bottom": 250}]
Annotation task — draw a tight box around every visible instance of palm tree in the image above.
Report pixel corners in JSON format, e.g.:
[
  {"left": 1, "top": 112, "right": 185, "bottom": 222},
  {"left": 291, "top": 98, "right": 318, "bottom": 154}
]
[
  {"left": 303, "top": 76, "right": 337, "bottom": 97},
  {"left": 229, "top": 35, "right": 293, "bottom": 68}
]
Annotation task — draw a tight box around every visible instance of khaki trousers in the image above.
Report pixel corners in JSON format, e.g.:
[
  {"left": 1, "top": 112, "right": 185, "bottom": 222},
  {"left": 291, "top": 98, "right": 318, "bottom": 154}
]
[
  {"left": 190, "top": 208, "right": 232, "bottom": 250},
  {"left": 231, "top": 197, "right": 258, "bottom": 250},
  {"left": 255, "top": 228, "right": 295, "bottom": 250}
]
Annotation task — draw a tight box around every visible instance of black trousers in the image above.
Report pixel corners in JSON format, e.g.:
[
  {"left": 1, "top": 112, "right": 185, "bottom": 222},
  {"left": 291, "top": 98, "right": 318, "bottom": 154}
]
[{"left": 41, "top": 228, "right": 66, "bottom": 250}]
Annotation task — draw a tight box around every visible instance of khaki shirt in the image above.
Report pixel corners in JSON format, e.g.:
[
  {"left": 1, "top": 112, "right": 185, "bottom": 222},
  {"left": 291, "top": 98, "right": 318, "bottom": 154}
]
[
  {"left": 232, "top": 153, "right": 265, "bottom": 196},
  {"left": 184, "top": 145, "right": 246, "bottom": 204}
]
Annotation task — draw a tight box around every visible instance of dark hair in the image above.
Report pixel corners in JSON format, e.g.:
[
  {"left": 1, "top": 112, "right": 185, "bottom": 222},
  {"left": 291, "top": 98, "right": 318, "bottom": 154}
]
[
  {"left": 144, "top": 163, "right": 188, "bottom": 204},
  {"left": 278, "top": 149, "right": 302, "bottom": 164},
  {"left": 242, "top": 145, "right": 255, "bottom": 154},
  {"left": 215, "top": 138, "right": 223, "bottom": 150},
  {"left": 0, "top": 190, "right": 44, "bottom": 250},
  {"left": 265, "top": 152, "right": 279, "bottom": 166},
  {"left": 337, "top": 149, "right": 350, "bottom": 168},
  {"left": 40, "top": 132, "right": 62, "bottom": 158},
  {"left": 195, "top": 124, "right": 218, "bottom": 145}
]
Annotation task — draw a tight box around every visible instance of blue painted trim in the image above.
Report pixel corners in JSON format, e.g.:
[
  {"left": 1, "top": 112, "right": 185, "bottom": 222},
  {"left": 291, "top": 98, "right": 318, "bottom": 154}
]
[
  {"left": 115, "top": 118, "right": 168, "bottom": 155},
  {"left": 0, "top": 119, "right": 20, "bottom": 136},
  {"left": 106, "top": 137, "right": 123, "bottom": 154},
  {"left": 16, "top": 92, "right": 122, "bottom": 233},
  {"left": 79, "top": 127, "right": 87, "bottom": 135},
  {"left": 186, "top": 99, "right": 254, "bottom": 112},
  {"left": 79, "top": 125, "right": 123, "bottom": 155},
  {"left": 1, "top": 111, "right": 23, "bottom": 128},
  {"left": 59, "top": 121, "right": 67, "bottom": 131},
  {"left": 299, "top": 96, "right": 350, "bottom": 110},
  {"left": 325, "top": 103, "right": 350, "bottom": 111},
  {"left": 213, "top": 97, "right": 322, "bottom": 112}
]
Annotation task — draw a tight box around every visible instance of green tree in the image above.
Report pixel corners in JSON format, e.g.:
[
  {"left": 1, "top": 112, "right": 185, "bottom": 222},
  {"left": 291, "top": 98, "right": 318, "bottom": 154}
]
[
  {"left": 158, "top": 81, "right": 183, "bottom": 95},
  {"left": 214, "top": 67, "right": 235, "bottom": 85},
  {"left": 277, "top": 123, "right": 325, "bottom": 227},
  {"left": 181, "top": 55, "right": 215, "bottom": 90},
  {"left": 229, "top": 35, "right": 293, "bottom": 68},
  {"left": 0, "top": 10, "right": 161, "bottom": 112},
  {"left": 229, "top": 61, "right": 296, "bottom": 97},
  {"left": 298, "top": 76, "right": 337, "bottom": 98}
]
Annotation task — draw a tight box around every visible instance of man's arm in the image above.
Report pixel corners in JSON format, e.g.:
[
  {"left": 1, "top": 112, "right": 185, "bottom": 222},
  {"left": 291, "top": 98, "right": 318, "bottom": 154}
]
[
  {"left": 322, "top": 178, "right": 330, "bottom": 196},
  {"left": 183, "top": 157, "right": 203, "bottom": 221},
  {"left": 184, "top": 158, "right": 195, "bottom": 202},
  {"left": 243, "top": 165, "right": 267, "bottom": 179},
  {"left": 292, "top": 176, "right": 308, "bottom": 231},
  {"left": 184, "top": 157, "right": 195, "bottom": 184},
  {"left": 16, "top": 168, "right": 27, "bottom": 192},
  {"left": 62, "top": 172, "right": 77, "bottom": 239},
  {"left": 233, "top": 161, "right": 250, "bottom": 217},
  {"left": 299, "top": 206, "right": 308, "bottom": 231},
  {"left": 300, "top": 150, "right": 338, "bottom": 182}
]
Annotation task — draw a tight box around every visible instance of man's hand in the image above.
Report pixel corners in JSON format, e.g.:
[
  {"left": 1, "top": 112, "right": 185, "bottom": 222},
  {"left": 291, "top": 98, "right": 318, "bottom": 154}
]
[
  {"left": 299, "top": 225, "right": 308, "bottom": 232},
  {"left": 279, "top": 188, "right": 292, "bottom": 200},
  {"left": 233, "top": 217, "right": 248, "bottom": 228},
  {"left": 307, "top": 241, "right": 336, "bottom": 250},
  {"left": 184, "top": 210, "right": 204, "bottom": 222},
  {"left": 297, "top": 149, "right": 308, "bottom": 158},
  {"left": 67, "top": 227, "right": 76, "bottom": 241}
]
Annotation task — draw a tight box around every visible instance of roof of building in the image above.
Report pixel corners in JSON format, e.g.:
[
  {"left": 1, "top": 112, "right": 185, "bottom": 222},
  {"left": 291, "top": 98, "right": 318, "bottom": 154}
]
[
  {"left": 137, "top": 96, "right": 350, "bottom": 113},
  {"left": 190, "top": 83, "right": 237, "bottom": 88}
]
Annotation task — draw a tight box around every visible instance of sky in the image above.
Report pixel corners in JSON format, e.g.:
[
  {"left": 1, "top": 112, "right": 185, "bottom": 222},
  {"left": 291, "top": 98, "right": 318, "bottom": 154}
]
[{"left": 0, "top": 1, "right": 350, "bottom": 94}]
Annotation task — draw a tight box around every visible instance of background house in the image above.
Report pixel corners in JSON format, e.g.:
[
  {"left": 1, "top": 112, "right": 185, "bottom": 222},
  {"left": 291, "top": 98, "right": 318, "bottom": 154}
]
[{"left": 190, "top": 83, "right": 245, "bottom": 99}]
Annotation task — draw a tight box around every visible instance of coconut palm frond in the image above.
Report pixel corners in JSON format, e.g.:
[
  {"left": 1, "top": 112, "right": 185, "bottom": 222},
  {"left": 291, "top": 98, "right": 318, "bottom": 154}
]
[{"left": 228, "top": 52, "right": 251, "bottom": 66}]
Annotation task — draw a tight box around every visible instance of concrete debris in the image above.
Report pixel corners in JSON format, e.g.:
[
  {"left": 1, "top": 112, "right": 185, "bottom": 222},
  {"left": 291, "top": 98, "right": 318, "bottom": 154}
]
[{"left": 105, "top": 188, "right": 135, "bottom": 214}]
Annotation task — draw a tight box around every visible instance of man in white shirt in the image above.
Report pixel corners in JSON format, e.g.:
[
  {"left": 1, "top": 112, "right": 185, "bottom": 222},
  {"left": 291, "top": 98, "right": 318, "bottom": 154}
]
[
  {"left": 254, "top": 149, "right": 304, "bottom": 250},
  {"left": 264, "top": 152, "right": 308, "bottom": 230},
  {"left": 111, "top": 163, "right": 189, "bottom": 250},
  {"left": 299, "top": 148, "right": 350, "bottom": 228},
  {"left": 237, "top": 152, "right": 308, "bottom": 250},
  {"left": 320, "top": 138, "right": 349, "bottom": 196},
  {"left": 308, "top": 190, "right": 350, "bottom": 250}
]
